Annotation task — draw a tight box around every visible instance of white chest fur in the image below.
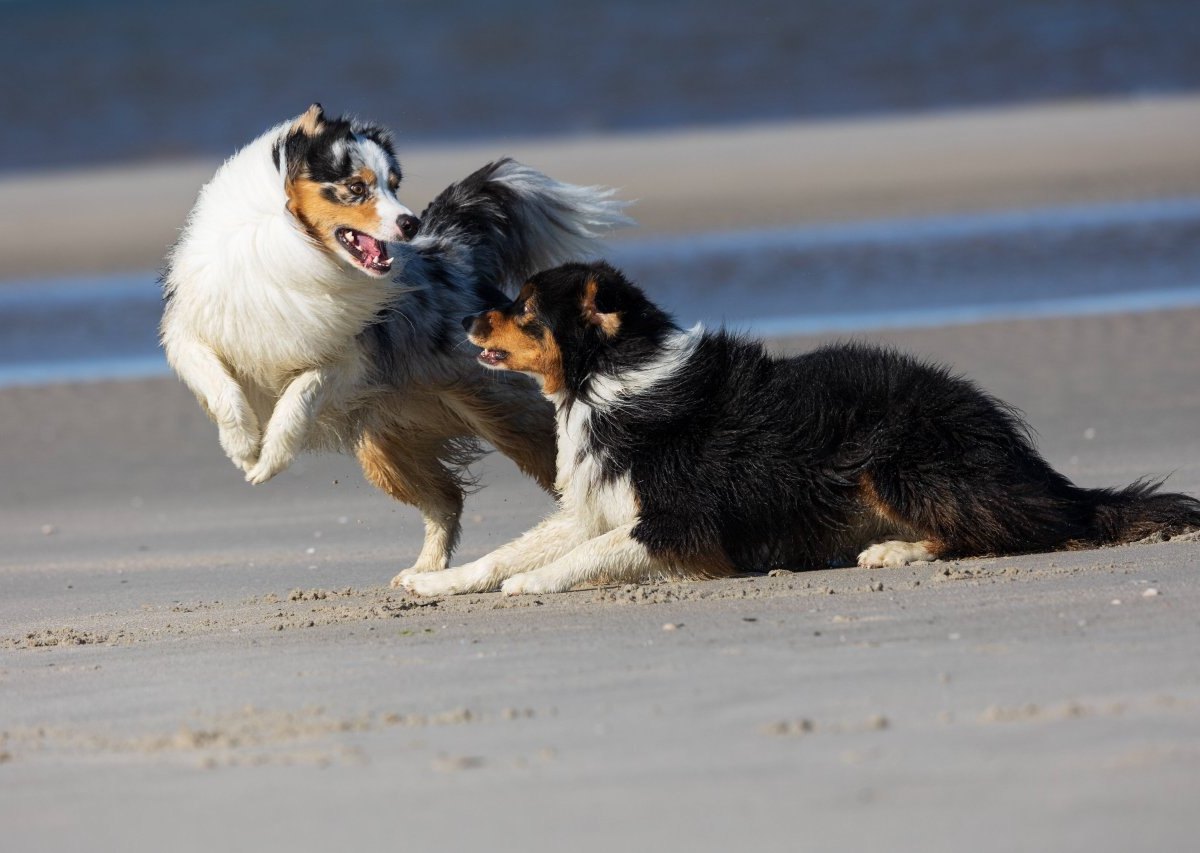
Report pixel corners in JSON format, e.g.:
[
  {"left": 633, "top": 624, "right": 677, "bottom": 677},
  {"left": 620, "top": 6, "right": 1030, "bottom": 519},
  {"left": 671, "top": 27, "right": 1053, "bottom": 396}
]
[
  {"left": 548, "top": 329, "right": 704, "bottom": 536},
  {"left": 163, "top": 125, "right": 389, "bottom": 390},
  {"left": 554, "top": 401, "right": 639, "bottom": 536}
]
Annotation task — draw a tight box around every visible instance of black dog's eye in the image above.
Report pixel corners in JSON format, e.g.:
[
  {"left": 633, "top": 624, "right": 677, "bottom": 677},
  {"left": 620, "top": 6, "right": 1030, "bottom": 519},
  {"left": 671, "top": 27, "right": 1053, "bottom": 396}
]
[{"left": 346, "top": 180, "right": 367, "bottom": 197}]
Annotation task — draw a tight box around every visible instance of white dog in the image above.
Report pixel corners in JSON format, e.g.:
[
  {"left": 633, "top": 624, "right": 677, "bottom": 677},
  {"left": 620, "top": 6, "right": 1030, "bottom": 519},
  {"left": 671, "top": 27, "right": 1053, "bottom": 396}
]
[{"left": 160, "top": 104, "right": 630, "bottom": 583}]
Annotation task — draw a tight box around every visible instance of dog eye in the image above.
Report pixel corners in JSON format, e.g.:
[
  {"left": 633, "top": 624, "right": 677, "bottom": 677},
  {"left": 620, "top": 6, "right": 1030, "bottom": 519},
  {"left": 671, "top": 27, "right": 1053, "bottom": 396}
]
[
  {"left": 346, "top": 180, "right": 367, "bottom": 197},
  {"left": 387, "top": 172, "right": 400, "bottom": 190}
]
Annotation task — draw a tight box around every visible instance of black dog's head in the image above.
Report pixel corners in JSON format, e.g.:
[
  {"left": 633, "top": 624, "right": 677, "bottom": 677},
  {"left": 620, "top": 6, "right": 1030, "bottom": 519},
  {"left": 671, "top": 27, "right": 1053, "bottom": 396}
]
[{"left": 463, "top": 261, "right": 674, "bottom": 397}]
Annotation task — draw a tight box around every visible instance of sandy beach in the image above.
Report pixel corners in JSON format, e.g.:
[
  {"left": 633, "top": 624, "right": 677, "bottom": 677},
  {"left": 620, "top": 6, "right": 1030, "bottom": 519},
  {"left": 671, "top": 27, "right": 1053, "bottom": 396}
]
[
  {"left": 3, "top": 305, "right": 1199, "bottom": 850},
  {"left": 2, "top": 99, "right": 1200, "bottom": 851}
]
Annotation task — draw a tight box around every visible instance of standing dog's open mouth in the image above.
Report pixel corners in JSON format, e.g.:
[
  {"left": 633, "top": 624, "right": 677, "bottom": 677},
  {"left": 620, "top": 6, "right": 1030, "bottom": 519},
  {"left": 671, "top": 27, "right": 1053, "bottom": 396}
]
[{"left": 337, "top": 228, "right": 392, "bottom": 273}]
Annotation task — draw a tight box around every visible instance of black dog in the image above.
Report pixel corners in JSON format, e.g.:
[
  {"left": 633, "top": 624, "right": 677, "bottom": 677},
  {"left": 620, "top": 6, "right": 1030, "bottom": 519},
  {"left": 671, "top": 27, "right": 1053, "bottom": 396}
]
[{"left": 401, "top": 260, "right": 1200, "bottom": 596}]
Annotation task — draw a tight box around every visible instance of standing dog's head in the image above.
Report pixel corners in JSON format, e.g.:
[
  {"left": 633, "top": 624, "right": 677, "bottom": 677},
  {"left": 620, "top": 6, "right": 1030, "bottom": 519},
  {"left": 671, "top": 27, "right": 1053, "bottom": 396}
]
[
  {"left": 463, "top": 261, "right": 674, "bottom": 396},
  {"left": 279, "top": 103, "right": 419, "bottom": 277}
]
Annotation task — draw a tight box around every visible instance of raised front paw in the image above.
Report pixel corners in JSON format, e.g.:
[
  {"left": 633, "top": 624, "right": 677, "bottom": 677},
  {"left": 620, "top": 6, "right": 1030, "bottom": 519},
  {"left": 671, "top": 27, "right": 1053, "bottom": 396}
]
[
  {"left": 244, "top": 454, "right": 286, "bottom": 485},
  {"left": 219, "top": 426, "right": 261, "bottom": 473}
]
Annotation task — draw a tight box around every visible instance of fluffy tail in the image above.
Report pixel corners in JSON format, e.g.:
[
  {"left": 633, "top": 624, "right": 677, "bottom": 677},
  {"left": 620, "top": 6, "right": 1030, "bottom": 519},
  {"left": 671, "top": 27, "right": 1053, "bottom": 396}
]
[
  {"left": 1081, "top": 478, "right": 1200, "bottom": 545},
  {"left": 412, "top": 158, "right": 633, "bottom": 295}
]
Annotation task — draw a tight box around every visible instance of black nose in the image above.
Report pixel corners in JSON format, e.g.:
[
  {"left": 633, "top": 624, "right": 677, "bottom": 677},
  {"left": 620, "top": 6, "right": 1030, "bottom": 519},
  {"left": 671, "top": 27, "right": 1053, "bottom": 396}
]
[
  {"left": 461, "top": 314, "right": 475, "bottom": 332},
  {"left": 397, "top": 214, "right": 420, "bottom": 240}
]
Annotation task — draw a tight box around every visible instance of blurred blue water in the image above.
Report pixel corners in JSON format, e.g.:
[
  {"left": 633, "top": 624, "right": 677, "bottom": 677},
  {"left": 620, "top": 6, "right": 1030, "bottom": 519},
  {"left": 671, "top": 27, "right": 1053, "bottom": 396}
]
[
  {"left": 3, "top": 198, "right": 1198, "bottom": 387},
  {"left": 1, "top": 0, "right": 1198, "bottom": 172}
]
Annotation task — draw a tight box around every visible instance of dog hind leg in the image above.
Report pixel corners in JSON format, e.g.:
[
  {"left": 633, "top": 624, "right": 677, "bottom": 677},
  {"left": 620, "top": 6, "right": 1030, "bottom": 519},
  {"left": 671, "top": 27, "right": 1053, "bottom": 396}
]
[
  {"left": 853, "top": 441, "right": 1096, "bottom": 566},
  {"left": 855, "top": 463, "right": 1007, "bottom": 567},
  {"left": 357, "top": 430, "right": 467, "bottom": 585}
]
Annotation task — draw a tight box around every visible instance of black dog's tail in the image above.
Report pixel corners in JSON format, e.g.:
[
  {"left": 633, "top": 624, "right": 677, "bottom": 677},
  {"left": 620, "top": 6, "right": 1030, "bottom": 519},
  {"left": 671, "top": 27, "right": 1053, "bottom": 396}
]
[
  {"left": 1078, "top": 478, "right": 1200, "bottom": 545},
  {"left": 410, "top": 158, "right": 633, "bottom": 299}
]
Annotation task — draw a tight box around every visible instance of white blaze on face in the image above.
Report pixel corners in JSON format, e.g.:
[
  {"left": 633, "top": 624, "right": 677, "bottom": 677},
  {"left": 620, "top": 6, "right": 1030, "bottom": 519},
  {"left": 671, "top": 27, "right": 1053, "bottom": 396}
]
[{"left": 354, "top": 138, "right": 415, "bottom": 241}]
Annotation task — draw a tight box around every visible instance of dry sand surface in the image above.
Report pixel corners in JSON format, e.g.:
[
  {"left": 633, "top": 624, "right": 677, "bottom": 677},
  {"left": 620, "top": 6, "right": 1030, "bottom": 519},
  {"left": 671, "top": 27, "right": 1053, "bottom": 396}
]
[
  {"left": 3, "top": 95, "right": 1200, "bottom": 280},
  {"left": 2, "top": 307, "right": 1199, "bottom": 851}
]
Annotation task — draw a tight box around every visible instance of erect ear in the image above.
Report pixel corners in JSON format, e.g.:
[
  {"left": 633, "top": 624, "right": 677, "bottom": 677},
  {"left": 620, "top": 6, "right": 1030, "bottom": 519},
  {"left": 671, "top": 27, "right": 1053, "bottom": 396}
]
[
  {"left": 292, "top": 103, "right": 326, "bottom": 136},
  {"left": 581, "top": 276, "right": 621, "bottom": 337},
  {"left": 283, "top": 104, "right": 327, "bottom": 183}
]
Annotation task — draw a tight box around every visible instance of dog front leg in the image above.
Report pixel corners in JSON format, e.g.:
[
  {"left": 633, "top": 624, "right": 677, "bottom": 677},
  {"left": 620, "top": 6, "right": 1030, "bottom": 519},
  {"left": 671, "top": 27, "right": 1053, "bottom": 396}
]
[
  {"left": 245, "top": 369, "right": 325, "bottom": 485},
  {"left": 400, "top": 510, "right": 588, "bottom": 595},
  {"left": 166, "top": 338, "right": 261, "bottom": 472},
  {"left": 500, "top": 523, "right": 675, "bottom": 595}
]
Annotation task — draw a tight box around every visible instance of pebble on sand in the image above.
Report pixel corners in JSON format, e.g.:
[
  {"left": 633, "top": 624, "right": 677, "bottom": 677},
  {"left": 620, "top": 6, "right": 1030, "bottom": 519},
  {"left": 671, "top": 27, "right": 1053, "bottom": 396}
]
[
  {"left": 41, "top": 524, "right": 56, "bottom": 535},
  {"left": 1142, "top": 588, "right": 1160, "bottom": 598},
  {"left": 431, "top": 754, "right": 484, "bottom": 772}
]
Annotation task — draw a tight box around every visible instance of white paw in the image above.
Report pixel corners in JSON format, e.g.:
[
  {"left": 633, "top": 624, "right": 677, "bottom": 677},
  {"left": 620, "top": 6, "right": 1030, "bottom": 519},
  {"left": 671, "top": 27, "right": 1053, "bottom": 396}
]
[
  {"left": 230, "top": 452, "right": 259, "bottom": 474},
  {"left": 857, "top": 540, "right": 935, "bottom": 568},
  {"left": 219, "top": 426, "right": 261, "bottom": 470},
  {"left": 388, "top": 564, "right": 446, "bottom": 589},
  {"left": 244, "top": 459, "right": 281, "bottom": 485},
  {"left": 244, "top": 447, "right": 294, "bottom": 485},
  {"left": 500, "top": 571, "right": 557, "bottom": 596},
  {"left": 400, "top": 567, "right": 479, "bottom": 597}
]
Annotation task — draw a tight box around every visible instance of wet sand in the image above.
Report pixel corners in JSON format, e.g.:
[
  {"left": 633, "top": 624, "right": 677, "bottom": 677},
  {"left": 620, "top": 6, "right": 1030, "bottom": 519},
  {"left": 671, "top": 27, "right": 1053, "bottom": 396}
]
[{"left": 2, "top": 306, "right": 1199, "bottom": 851}]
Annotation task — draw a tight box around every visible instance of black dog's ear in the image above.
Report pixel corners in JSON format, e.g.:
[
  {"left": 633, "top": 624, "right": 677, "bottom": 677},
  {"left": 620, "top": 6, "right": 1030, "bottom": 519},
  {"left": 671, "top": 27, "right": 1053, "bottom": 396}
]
[
  {"left": 581, "top": 275, "right": 621, "bottom": 337},
  {"left": 292, "top": 103, "right": 326, "bottom": 136}
]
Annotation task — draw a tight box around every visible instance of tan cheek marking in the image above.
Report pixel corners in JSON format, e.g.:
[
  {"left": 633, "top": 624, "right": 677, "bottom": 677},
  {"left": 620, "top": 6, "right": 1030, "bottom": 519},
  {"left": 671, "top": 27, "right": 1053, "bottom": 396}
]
[
  {"left": 532, "top": 330, "right": 565, "bottom": 395},
  {"left": 284, "top": 176, "right": 388, "bottom": 249}
]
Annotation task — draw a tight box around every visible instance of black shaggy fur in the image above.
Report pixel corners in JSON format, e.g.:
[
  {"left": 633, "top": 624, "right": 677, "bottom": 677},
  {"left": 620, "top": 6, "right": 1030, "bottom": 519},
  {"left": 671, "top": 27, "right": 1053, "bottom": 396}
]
[
  {"left": 419, "top": 159, "right": 539, "bottom": 291},
  {"left": 359, "top": 158, "right": 584, "bottom": 375},
  {"left": 277, "top": 105, "right": 397, "bottom": 184},
  {"left": 522, "top": 261, "right": 1200, "bottom": 571}
]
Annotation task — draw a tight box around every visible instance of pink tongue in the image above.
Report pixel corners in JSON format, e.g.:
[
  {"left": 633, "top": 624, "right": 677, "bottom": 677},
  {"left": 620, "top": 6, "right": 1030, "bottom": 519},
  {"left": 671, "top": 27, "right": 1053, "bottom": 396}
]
[{"left": 356, "top": 233, "right": 382, "bottom": 263}]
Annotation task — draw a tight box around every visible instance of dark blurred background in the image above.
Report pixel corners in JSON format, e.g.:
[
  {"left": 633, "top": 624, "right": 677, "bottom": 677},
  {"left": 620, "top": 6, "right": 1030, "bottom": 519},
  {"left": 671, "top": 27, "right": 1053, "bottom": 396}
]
[
  {"left": 3, "top": 0, "right": 1200, "bottom": 383},
  {"left": 3, "top": 0, "right": 1199, "bottom": 172}
]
